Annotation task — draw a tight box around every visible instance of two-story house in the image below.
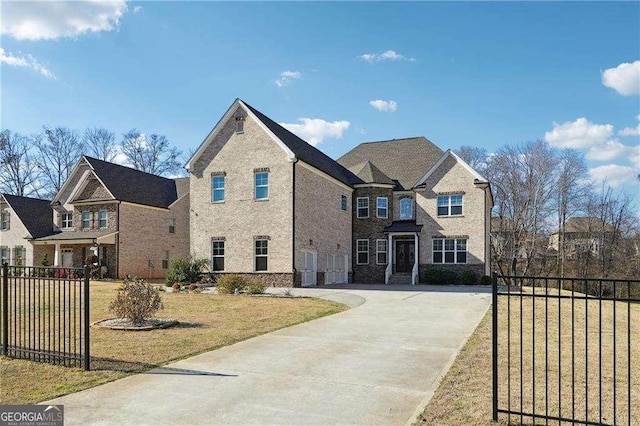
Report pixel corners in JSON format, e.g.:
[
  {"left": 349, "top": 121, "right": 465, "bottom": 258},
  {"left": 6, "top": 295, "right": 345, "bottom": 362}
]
[
  {"left": 549, "top": 216, "right": 616, "bottom": 260},
  {"left": 0, "top": 194, "right": 55, "bottom": 266},
  {"left": 187, "top": 99, "right": 492, "bottom": 286},
  {"left": 338, "top": 138, "right": 493, "bottom": 284},
  {"left": 32, "top": 156, "right": 190, "bottom": 279}
]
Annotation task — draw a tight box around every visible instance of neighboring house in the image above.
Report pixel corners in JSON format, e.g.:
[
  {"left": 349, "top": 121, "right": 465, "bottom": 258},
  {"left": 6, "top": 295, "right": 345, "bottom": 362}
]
[
  {"left": 549, "top": 217, "right": 616, "bottom": 260},
  {"left": 187, "top": 99, "right": 493, "bottom": 286},
  {"left": 32, "top": 156, "right": 190, "bottom": 279},
  {"left": 0, "top": 194, "right": 54, "bottom": 266}
]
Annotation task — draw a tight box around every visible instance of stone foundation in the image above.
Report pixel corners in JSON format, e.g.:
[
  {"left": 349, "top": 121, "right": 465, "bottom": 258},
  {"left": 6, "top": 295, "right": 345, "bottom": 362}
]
[{"left": 208, "top": 272, "right": 294, "bottom": 288}]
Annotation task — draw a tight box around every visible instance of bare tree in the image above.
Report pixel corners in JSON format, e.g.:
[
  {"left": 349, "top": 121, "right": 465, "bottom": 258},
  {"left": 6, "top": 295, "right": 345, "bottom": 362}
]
[
  {"left": 0, "top": 130, "right": 42, "bottom": 197},
  {"left": 455, "top": 145, "right": 488, "bottom": 174},
  {"left": 84, "top": 127, "right": 118, "bottom": 162},
  {"left": 121, "top": 129, "right": 182, "bottom": 176},
  {"left": 485, "top": 140, "right": 558, "bottom": 278},
  {"left": 553, "top": 149, "right": 589, "bottom": 277},
  {"left": 36, "top": 126, "right": 85, "bottom": 197}
]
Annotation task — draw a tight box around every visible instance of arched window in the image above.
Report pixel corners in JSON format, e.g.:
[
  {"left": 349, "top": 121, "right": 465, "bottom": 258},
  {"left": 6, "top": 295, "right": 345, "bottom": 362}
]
[{"left": 399, "top": 198, "right": 413, "bottom": 220}]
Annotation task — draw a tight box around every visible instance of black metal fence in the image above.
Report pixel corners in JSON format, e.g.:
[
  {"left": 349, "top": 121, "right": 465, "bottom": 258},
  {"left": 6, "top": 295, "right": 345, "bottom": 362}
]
[
  {"left": 492, "top": 274, "right": 639, "bottom": 425},
  {"left": 1, "top": 263, "right": 90, "bottom": 370}
]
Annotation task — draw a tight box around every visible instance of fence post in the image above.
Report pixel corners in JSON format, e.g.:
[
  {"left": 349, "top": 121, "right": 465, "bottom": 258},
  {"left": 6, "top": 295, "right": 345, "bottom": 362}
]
[
  {"left": 492, "top": 271, "right": 498, "bottom": 422},
  {"left": 2, "top": 262, "right": 8, "bottom": 356},
  {"left": 83, "top": 265, "right": 90, "bottom": 371}
]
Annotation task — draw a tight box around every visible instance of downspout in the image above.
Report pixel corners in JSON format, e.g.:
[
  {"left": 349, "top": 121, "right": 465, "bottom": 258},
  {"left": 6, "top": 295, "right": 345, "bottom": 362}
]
[
  {"left": 292, "top": 158, "right": 298, "bottom": 286},
  {"left": 116, "top": 202, "right": 120, "bottom": 279}
]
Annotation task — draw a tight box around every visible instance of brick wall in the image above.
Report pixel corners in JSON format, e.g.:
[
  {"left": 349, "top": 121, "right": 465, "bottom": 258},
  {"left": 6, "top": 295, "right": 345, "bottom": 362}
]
[
  {"left": 189, "top": 106, "right": 293, "bottom": 276},
  {"left": 352, "top": 186, "right": 394, "bottom": 283}
]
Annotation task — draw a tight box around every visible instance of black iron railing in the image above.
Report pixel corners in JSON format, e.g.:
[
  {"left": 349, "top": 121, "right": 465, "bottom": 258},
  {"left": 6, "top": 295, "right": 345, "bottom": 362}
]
[
  {"left": 1, "top": 263, "right": 90, "bottom": 370},
  {"left": 492, "top": 274, "right": 638, "bottom": 425}
]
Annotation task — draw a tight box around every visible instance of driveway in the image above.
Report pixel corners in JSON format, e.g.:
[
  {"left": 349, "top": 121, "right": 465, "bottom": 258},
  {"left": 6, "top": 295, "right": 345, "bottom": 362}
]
[{"left": 47, "top": 285, "right": 491, "bottom": 425}]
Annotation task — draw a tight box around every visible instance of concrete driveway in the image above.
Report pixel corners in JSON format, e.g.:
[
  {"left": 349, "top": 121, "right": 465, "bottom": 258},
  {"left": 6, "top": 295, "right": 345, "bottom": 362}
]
[{"left": 47, "top": 285, "right": 491, "bottom": 425}]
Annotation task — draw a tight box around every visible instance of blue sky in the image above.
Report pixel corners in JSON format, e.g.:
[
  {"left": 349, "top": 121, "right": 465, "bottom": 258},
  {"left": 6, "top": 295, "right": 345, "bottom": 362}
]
[{"left": 1, "top": 1, "right": 639, "bottom": 194}]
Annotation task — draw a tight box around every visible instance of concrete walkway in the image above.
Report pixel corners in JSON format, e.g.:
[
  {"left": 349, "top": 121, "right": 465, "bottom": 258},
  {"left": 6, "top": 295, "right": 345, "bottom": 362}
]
[{"left": 47, "top": 285, "right": 491, "bottom": 425}]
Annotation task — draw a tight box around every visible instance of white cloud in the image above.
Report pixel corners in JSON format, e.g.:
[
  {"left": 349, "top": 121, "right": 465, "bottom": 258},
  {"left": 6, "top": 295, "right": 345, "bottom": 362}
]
[
  {"left": 358, "top": 50, "right": 416, "bottom": 63},
  {"left": 275, "top": 70, "right": 301, "bottom": 87},
  {"left": 369, "top": 100, "right": 398, "bottom": 112},
  {"left": 601, "top": 61, "right": 640, "bottom": 96},
  {"left": 132, "top": 5, "right": 143, "bottom": 14},
  {"left": 544, "top": 117, "right": 613, "bottom": 149},
  {"left": 585, "top": 139, "right": 629, "bottom": 162},
  {"left": 589, "top": 164, "right": 639, "bottom": 188},
  {"left": 1, "top": 0, "right": 128, "bottom": 40},
  {"left": 619, "top": 114, "right": 640, "bottom": 137},
  {"left": 0, "top": 47, "right": 55, "bottom": 79},
  {"left": 279, "top": 118, "right": 350, "bottom": 146}
]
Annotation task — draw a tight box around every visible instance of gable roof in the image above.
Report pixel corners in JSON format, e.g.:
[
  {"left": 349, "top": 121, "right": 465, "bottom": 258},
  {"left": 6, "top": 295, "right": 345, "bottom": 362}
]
[
  {"left": 83, "top": 157, "right": 180, "bottom": 209},
  {"left": 187, "top": 99, "right": 363, "bottom": 187},
  {"left": 2, "top": 194, "right": 54, "bottom": 238},
  {"left": 553, "top": 217, "right": 617, "bottom": 235},
  {"left": 349, "top": 161, "right": 395, "bottom": 185},
  {"left": 337, "top": 137, "right": 444, "bottom": 190},
  {"left": 414, "top": 150, "right": 488, "bottom": 188}
]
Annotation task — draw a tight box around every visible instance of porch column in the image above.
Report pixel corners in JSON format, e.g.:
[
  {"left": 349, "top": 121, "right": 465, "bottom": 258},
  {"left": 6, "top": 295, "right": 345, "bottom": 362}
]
[
  {"left": 413, "top": 233, "right": 419, "bottom": 285},
  {"left": 53, "top": 243, "right": 61, "bottom": 266},
  {"left": 385, "top": 234, "right": 393, "bottom": 284}
]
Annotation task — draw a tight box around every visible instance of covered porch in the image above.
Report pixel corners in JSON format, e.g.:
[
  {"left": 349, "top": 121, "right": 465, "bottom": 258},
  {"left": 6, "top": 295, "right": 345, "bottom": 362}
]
[
  {"left": 34, "top": 231, "right": 118, "bottom": 278},
  {"left": 384, "top": 221, "right": 423, "bottom": 285}
]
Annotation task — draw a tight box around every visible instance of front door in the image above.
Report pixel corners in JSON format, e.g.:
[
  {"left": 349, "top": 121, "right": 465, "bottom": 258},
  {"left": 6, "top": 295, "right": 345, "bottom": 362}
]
[
  {"left": 62, "top": 249, "right": 73, "bottom": 267},
  {"left": 395, "top": 241, "right": 415, "bottom": 273}
]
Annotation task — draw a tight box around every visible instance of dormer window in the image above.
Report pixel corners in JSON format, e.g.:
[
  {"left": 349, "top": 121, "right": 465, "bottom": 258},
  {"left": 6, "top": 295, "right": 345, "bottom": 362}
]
[
  {"left": 61, "top": 212, "right": 73, "bottom": 229},
  {"left": 235, "top": 117, "right": 245, "bottom": 134}
]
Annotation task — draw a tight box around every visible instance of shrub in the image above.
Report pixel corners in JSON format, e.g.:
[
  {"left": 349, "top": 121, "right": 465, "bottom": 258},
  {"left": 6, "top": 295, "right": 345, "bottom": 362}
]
[
  {"left": 165, "top": 257, "right": 209, "bottom": 285},
  {"left": 424, "top": 268, "right": 458, "bottom": 285},
  {"left": 480, "top": 275, "right": 492, "bottom": 286},
  {"left": 188, "top": 283, "right": 198, "bottom": 291},
  {"left": 216, "top": 274, "right": 247, "bottom": 294},
  {"left": 460, "top": 270, "right": 478, "bottom": 285},
  {"left": 172, "top": 282, "right": 181, "bottom": 291},
  {"left": 109, "top": 278, "right": 163, "bottom": 325},
  {"left": 245, "top": 278, "right": 267, "bottom": 294}
]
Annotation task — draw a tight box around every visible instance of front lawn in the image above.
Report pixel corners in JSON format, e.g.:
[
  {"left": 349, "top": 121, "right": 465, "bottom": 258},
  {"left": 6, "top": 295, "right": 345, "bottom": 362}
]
[{"left": 0, "top": 281, "right": 347, "bottom": 404}]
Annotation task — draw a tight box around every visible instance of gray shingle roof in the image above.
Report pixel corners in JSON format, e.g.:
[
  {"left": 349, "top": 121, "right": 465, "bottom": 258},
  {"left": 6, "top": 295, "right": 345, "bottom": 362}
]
[
  {"left": 337, "top": 137, "right": 444, "bottom": 190},
  {"left": 2, "top": 194, "right": 55, "bottom": 239},
  {"left": 242, "top": 101, "right": 363, "bottom": 186},
  {"left": 349, "top": 161, "right": 395, "bottom": 185},
  {"left": 36, "top": 230, "right": 113, "bottom": 241},
  {"left": 84, "top": 156, "right": 182, "bottom": 209},
  {"left": 384, "top": 220, "right": 423, "bottom": 233}
]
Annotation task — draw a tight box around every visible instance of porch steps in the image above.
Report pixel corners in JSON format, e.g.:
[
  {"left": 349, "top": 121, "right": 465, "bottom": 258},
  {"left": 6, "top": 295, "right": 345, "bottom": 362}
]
[{"left": 388, "top": 274, "right": 413, "bottom": 285}]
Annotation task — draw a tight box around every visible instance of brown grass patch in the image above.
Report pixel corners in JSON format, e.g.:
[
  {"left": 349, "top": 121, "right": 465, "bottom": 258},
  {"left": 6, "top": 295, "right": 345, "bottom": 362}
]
[
  {"left": 418, "top": 287, "right": 639, "bottom": 425},
  {"left": 0, "top": 281, "right": 346, "bottom": 404}
]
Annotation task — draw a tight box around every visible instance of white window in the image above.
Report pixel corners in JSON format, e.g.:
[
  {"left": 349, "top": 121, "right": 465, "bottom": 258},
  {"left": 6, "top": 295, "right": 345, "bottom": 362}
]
[
  {"left": 437, "top": 194, "right": 463, "bottom": 216},
  {"left": 376, "top": 239, "right": 388, "bottom": 265},
  {"left": 1, "top": 247, "right": 9, "bottom": 264},
  {"left": 162, "top": 251, "right": 169, "bottom": 269},
  {"left": 376, "top": 197, "right": 388, "bottom": 219},
  {"left": 356, "top": 197, "right": 369, "bottom": 218},
  {"left": 212, "top": 240, "right": 225, "bottom": 271},
  {"left": 1, "top": 211, "right": 9, "bottom": 230},
  {"left": 255, "top": 240, "right": 268, "bottom": 271},
  {"left": 168, "top": 218, "right": 175, "bottom": 234},
  {"left": 341, "top": 195, "right": 348, "bottom": 211},
  {"left": 399, "top": 198, "right": 413, "bottom": 220},
  {"left": 98, "top": 210, "right": 108, "bottom": 228},
  {"left": 432, "top": 238, "right": 467, "bottom": 264},
  {"left": 255, "top": 172, "right": 269, "bottom": 200},
  {"left": 81, "top": 211, "right": 91, "bottom": 229},
  {"left": 356, "top": 239, "right": 369, "bottom": 265},
  {"left": 61, "top": 212, "right": 73, "bottom": 229},
  {"left": 212, "top": 175, "right": 225, "bottom": 202},
  {"left": 13, "top": 246, "right": 25, "bottom": 265}
]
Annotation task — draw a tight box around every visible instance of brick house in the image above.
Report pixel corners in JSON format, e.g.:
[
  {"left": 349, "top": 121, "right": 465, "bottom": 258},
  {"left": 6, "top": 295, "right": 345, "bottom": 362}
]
[
  {"left": 0, "top": 194, "right": 54, "bottom": 266},
  {"left": 32, "top": 156, "right": 190, "bottom": 279},
  {"left": 187, "top": 99, "right": 493, "bottom": 286}
]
